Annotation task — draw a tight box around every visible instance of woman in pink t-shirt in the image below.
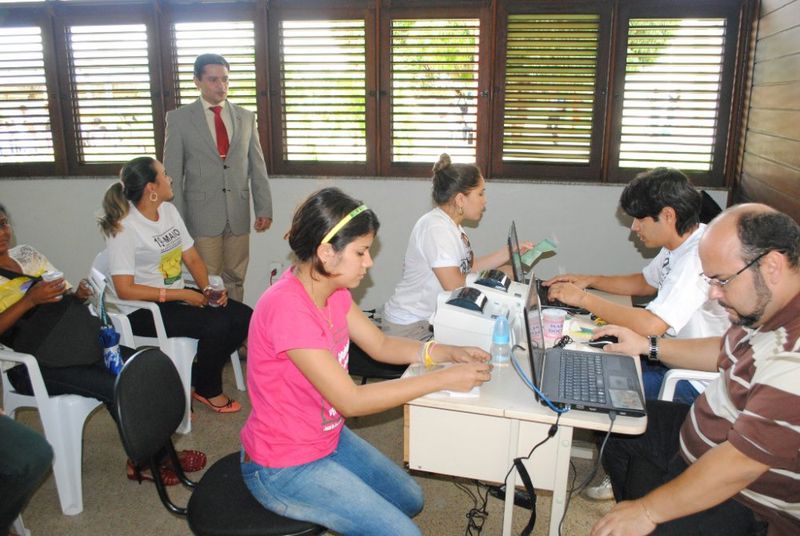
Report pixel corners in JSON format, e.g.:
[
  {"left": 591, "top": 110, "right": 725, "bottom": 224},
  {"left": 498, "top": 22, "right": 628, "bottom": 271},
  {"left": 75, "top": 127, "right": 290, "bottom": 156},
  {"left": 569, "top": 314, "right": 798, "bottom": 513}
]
[{"left": 241, "top": 187, "right": 492, "bottom": 535}]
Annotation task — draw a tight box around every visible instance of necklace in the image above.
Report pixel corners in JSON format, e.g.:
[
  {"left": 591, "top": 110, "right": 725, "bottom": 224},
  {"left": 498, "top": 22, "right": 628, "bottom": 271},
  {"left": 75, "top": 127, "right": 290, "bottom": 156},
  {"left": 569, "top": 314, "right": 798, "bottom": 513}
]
[{"left": 319, "top": 304, "right": 333, "bottom": 329}]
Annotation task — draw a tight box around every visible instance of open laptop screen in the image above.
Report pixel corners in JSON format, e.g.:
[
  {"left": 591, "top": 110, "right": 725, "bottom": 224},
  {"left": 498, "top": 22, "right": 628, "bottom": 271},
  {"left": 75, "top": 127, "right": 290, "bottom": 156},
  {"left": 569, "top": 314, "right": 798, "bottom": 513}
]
[
  {"left": 508, "top": 221, "right": 525, "bottom": 283},
  {"left": 520, "top": 273, "right": 547, "bottom": 395}
]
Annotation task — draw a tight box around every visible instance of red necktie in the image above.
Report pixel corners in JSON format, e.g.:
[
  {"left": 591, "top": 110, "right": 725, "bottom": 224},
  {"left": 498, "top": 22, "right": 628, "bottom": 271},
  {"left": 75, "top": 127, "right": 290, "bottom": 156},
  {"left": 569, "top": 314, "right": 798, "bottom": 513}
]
[{"left": 210, "top": 106, "right": 229, "bottom": 159}]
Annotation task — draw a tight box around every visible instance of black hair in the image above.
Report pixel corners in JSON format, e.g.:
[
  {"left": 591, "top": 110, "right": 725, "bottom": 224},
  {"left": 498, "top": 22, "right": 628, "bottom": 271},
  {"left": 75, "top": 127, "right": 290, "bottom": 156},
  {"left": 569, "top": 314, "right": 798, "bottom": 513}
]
[
  {"left": 431, "top": 153, "right": 483, "bottom": 205},
  {"left": 287, "top": 187, "right": 380, "bottom": 277},
  {"left": 193, "top": 53, "right": 230, "bottom": 79},
  {"left": 619, "top": 167, "right": 701, "bottom": 235},
  {"left": 738, "top": 210, "right": 800, "bottom": 269},
  {"left": 98, "top": 156, "right": 157, "bottom": 237}
]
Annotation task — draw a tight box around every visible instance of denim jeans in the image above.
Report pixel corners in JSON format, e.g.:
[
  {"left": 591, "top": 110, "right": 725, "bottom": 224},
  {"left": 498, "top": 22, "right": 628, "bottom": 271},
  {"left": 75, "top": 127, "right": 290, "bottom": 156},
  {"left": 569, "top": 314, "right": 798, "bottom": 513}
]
[
  {"left": 241, "top": 427, "right": 423, "bottom": 536},
  {"left": 642, "top": 362, "right": 699, "bottom": 405}
]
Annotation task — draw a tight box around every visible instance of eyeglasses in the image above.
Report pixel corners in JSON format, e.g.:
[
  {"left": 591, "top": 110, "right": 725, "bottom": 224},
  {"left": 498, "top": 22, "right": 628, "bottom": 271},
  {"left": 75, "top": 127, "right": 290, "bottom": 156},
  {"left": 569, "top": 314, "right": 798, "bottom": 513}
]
[{"left": 700, "top": 250, "right": 772, "bottom": 288}]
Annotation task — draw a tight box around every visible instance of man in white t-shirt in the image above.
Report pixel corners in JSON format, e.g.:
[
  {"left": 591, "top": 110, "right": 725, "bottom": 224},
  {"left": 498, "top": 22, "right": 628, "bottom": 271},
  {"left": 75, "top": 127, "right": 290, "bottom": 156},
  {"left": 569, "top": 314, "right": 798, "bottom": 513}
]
[{"left": 545, "top": 168, "right": 729, "bottom": 403}]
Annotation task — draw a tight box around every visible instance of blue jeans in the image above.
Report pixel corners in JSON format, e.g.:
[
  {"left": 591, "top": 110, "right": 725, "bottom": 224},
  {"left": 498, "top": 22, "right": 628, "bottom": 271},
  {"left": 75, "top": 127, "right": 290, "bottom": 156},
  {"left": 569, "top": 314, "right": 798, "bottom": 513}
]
[
  {"left": 241, "top": 427, "right": 423, "bottom": 536},
  {"left": 642, "top": 362, "right": 699, "bottom": 405}
]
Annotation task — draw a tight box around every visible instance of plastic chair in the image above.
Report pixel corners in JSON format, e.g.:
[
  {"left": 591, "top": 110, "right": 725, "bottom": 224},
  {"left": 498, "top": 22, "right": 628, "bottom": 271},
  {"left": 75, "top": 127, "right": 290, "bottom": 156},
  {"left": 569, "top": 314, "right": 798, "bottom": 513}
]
[
  {"left": 90, "top": 252, "right": 245, "bottom": 434},
  {"left": 113, "top": 348, "right": 324, "bottom": 536},
  {"left": 0, "top": 346, "right": 103, "bottom": 516},
  {"left": 657, "top": 369, "right": 720, "bottom": 401}
]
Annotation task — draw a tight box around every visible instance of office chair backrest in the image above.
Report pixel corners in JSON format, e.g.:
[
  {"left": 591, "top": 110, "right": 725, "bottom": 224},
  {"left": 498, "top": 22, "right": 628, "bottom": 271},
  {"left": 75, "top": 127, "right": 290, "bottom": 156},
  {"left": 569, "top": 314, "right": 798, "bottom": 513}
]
[{"left": 114, "top": 347, "right": 185, "bottom": 464}]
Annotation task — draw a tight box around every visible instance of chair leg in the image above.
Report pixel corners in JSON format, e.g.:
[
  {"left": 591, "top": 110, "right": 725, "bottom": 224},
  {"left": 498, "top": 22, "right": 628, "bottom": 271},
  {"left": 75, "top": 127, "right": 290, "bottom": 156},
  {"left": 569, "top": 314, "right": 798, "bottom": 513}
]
[
  {"left": 164, "top": 339, "right": 197, "bottom": 435},
  {"left": 12, "top": 514, "right": 31, "bottom": 536},
  {"left": 40, "top": 398, "right": 100, "bottom": 515},
  {"left": 230, "top": 352, "right": 246, "bottom": 392}
]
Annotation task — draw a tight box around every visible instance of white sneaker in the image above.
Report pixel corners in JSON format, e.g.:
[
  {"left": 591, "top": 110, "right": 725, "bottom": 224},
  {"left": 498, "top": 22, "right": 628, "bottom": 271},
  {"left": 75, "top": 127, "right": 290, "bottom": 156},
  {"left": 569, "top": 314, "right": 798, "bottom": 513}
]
[{"left": 584, "top": 474, "right": 614, "bottom": 500}]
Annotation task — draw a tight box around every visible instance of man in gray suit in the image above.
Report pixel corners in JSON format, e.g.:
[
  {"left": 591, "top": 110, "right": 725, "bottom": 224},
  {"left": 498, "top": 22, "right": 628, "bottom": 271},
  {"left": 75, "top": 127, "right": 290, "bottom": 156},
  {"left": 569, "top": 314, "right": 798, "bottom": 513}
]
[{"left": 163, "top": 53, "right": 272, "bottom": 303}]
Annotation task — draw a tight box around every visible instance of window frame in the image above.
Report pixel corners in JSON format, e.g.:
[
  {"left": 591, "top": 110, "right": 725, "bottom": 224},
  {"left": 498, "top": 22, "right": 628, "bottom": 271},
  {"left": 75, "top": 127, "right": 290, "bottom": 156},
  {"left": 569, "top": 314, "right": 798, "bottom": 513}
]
[
  {"left": 0, "top": 0, "right": 753, "bottom": 185},
  {"left": 606, "top": 0, "right": 744, "bottom": 187},
  {"left": 267, "top": 3, "right": 377, "bottom": 177},
  {"left": 489, "top": 1, "right": 612, "bottom": 181}
]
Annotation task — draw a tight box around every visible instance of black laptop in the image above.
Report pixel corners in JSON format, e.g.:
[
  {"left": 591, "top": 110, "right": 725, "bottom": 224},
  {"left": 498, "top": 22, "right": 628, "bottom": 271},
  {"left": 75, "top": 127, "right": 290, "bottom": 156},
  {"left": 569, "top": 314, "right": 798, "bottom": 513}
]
[
  {"left": 507, "top": 221, "right": 587, "bottom": 315},
  {"left": 520, "top": 275, "right": 646, "bottom": 417}
]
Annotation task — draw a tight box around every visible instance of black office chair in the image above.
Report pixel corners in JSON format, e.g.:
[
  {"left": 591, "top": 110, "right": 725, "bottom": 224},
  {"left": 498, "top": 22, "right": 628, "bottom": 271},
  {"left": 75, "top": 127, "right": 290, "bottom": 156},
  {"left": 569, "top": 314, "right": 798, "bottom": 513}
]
[
  {"left": 113, "top": 347, "right": 324, "bottom": 536},
  {"left": 349, "top": 341, "right": 408, "bottom": 385}
]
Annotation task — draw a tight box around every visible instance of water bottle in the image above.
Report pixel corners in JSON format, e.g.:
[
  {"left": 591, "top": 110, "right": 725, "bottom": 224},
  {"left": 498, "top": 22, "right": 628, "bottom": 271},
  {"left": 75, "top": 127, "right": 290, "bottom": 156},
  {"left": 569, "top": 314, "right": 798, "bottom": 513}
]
[{"left": 490, "top": 314, "right": 512, "bottom": 366}]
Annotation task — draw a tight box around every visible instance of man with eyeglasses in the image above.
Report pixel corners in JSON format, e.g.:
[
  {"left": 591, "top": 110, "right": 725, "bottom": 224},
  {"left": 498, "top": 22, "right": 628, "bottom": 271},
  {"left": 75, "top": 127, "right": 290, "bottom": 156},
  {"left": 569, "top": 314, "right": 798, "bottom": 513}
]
[
  {"left": 591, "top": 203, "right": 800, "bottom": 536},
  {"left": 545, "top": 168, "right": 730, "bottom": 406}
]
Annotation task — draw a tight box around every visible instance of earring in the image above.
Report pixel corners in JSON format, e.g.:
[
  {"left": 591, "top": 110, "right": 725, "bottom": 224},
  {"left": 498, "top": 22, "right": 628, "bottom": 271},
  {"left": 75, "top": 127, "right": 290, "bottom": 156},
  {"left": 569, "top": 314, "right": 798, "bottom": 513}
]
[
  {"left": 149, "top": 190, "right": 158, "bottom": 203},
  {"left": 458, "top": 206, "right": 464, "bottom": 216}
]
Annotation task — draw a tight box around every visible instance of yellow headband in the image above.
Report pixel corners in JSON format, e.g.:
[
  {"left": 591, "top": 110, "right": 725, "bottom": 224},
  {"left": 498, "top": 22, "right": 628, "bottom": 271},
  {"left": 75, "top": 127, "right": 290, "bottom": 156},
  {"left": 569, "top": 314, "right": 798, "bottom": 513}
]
[{"left": 320, "top": 205, "right": 369, "bottom": 244}]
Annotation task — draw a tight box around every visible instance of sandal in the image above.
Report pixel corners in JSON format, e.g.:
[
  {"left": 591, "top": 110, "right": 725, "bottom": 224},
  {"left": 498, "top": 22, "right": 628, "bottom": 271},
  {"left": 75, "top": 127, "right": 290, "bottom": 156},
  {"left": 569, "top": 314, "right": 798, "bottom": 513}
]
[
  {"left": 192, "top": 392, "right": 241, "bottom": 414},
  {"left": 171, "top": 449, "right": 207, "bottom": 473},
  {"left": 126, "top": 460, "right": 179, "bottom": 486}
]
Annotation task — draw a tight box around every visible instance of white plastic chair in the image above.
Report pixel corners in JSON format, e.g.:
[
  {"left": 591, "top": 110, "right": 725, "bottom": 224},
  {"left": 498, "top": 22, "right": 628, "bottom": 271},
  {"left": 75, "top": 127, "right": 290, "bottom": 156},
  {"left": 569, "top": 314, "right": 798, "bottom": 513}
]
[
  {"left": 11, "top": 515, "right": 31, "bottom": 536},
  {"left": 657, "top": 369, "right": 720, "bottom": 401},
  {"left": 1, "top": 346, "right": 103, "bottom": 516},
  {"left": 89, "top": 252, "right": 245, "bottom": 434}
]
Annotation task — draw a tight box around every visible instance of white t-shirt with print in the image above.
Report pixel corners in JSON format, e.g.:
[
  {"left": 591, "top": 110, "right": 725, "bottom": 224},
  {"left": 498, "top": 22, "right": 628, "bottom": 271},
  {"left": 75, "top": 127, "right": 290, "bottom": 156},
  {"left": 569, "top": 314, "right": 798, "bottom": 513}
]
[
  {"left": 106, "top": 202, "right": 193, "bottom": 292},
  {"left": 641, "top": 224, "right": 729, "bottom": 339},
  {"left": 383, "top": 207, "right": 472, "bottom": 325}
]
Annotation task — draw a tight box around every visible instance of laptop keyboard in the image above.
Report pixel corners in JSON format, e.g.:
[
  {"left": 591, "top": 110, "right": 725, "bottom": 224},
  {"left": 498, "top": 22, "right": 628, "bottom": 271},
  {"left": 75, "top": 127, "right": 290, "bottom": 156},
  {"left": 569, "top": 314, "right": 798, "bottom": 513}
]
[{"left": 559, "top": 351, "right": 607, "bottom": 404}]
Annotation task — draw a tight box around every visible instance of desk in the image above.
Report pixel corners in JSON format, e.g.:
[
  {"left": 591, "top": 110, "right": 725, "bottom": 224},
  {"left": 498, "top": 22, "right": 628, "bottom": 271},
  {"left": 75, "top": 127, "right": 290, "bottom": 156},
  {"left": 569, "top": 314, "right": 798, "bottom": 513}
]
[{"left": 405, "top": 353, "right": 646, "bottom": 536}]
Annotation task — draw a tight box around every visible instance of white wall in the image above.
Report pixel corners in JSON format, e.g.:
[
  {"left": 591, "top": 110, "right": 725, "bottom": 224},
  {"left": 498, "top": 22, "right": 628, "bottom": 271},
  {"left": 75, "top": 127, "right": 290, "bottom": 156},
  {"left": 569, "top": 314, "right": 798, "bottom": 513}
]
[{"left": 0, "top": 177, "right": 727, "bottom": 309}]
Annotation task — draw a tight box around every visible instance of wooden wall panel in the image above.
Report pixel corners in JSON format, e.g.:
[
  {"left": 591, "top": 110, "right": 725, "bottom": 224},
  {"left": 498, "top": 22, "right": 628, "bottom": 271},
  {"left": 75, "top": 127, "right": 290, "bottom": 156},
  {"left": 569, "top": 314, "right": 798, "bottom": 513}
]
[{"left": 735, "top": 0, "right": 800, "bottom": 222}]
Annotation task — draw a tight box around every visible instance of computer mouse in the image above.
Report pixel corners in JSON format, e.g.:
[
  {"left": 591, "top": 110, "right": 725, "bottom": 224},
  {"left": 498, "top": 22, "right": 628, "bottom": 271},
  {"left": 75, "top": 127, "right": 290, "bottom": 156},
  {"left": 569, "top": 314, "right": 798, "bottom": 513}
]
[{"left": 586, "top": 335, "right": 618, "bottom": 348}]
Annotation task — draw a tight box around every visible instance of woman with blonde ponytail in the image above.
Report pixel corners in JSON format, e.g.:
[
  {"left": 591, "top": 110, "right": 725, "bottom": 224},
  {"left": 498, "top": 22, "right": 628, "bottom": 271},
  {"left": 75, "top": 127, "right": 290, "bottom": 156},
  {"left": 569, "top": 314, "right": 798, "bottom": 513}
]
[
  {"left": 99, "top": 156, "right": 252, "bottom": 415},
  {"left": 382, "top": 153, "right": 533, "bottom": 340}
]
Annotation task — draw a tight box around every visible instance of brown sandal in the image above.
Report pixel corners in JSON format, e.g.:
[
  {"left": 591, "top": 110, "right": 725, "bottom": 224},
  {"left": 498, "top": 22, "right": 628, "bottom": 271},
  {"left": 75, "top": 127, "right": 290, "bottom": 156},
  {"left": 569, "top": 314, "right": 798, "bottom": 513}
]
[{"left": 126, "top": 460, "right": 179, "bottom": 486}]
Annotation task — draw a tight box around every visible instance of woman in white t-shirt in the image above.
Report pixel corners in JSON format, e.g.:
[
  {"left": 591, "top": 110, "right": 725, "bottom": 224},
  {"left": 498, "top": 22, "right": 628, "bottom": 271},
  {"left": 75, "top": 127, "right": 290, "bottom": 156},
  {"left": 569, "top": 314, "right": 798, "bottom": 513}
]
[
  {"left": 99, "top": 156, "right": 252, "bottom": 415},
  {"left": 382, "top": 154, "right": 532, "bottom": 340}
]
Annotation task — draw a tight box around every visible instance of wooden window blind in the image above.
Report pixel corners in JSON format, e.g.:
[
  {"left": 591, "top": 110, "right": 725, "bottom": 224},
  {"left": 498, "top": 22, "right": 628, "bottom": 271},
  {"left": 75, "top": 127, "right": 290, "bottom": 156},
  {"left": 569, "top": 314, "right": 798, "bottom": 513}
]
[
  {"left": 278, "top": 19, "right": 366, "bottom": 162},
  {"left": 618, "top": 18, "right": 726, "bottom": 171},
  {"left": 173, "top": 21, "right": 257, "bottom": 113},
  {"left": 502, "top": 13, "right": 599, "bottom": 165},
  {"left": 391, "top": 18, "right": 480, "bottom": 164},
  {"left": 0, "top": 26, "right": 54, "bottom": 163},
  {"left": 67, "top": 24, "right": 155, "bottom": 162}
]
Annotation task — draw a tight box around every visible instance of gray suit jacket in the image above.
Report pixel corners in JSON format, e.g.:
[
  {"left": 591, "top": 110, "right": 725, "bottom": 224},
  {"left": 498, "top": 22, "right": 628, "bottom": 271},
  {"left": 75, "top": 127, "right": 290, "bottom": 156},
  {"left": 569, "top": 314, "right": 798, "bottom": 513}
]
[{"left": 162, "top": 99, "right": 272, "bottom": 237}]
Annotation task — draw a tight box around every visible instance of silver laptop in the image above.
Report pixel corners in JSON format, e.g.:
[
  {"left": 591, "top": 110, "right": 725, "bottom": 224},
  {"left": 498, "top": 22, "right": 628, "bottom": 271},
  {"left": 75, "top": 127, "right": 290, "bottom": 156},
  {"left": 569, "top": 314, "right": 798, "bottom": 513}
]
[{"left": 521, "top": 275, "right": 646, "bottom": 417}]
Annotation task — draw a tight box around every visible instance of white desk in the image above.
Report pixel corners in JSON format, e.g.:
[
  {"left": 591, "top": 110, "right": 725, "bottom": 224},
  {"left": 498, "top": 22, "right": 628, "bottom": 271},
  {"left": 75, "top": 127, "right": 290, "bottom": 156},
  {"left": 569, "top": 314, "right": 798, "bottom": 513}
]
[{"left": 405, "top": 352, "right": 646, "bottom": 536}]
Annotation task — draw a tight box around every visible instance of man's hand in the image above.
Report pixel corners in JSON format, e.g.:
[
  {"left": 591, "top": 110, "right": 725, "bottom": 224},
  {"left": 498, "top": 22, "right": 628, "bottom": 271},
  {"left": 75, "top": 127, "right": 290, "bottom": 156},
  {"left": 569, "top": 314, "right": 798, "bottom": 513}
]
[
  {"left": 544, "top": 273, "right": 594, "bottom": 289},
  {"left": 592, "top": 325, "right": 649, "bottom": 356},
  {"left": 592, "top": 499, "right": 657, "bottom": 536},
  {"left": 547, "top": 282, "right": 587, "bottom": 307},
  {"left": 254, "top": 217, "right": 272, "bottom": 232}
]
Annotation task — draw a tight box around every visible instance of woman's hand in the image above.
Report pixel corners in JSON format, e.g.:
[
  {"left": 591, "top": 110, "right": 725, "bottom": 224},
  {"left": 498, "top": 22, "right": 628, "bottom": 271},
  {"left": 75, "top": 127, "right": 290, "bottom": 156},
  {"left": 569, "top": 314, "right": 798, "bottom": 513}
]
[
  {"left": 517, "top": 240, "right": 535, "bottom": 255},
  {"left": 436, "top": 344, "right": 490, "bottom": 364},
  {"left": 437, "top": 361, "right": 493, "bottom": 392},
  {"left": 73, "top": 279, "right": 93, "bottom": 301},
  {"left": 25, "top": 279, "right": 67, "bottom": 305},
  {"left": 181, "top": 289, "right": 208, "bottom": 308},
  {"left": 203, "top": 287, "right": 228, "bottom": 307}
]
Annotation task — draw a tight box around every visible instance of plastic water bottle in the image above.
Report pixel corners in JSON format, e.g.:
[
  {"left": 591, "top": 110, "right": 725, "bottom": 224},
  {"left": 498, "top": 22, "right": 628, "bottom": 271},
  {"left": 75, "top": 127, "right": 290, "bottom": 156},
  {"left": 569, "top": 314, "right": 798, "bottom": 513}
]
[{"left": 490, "top": 314, "right": 512, "bottom": 366}]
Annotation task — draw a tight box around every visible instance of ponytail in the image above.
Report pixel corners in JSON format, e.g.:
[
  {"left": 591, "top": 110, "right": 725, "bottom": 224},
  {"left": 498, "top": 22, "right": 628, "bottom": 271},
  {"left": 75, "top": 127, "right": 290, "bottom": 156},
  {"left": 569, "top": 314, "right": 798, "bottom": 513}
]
[{"left": 98, "top": 182, "right": 129, "bottom": 238}]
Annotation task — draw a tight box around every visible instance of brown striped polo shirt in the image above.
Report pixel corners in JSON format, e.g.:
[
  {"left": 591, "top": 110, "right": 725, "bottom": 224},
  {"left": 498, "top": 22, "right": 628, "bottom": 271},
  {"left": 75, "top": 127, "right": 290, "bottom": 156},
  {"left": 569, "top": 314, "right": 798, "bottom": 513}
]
[{"left": 680, "top": 291, "right": 800, "bottom": 535}]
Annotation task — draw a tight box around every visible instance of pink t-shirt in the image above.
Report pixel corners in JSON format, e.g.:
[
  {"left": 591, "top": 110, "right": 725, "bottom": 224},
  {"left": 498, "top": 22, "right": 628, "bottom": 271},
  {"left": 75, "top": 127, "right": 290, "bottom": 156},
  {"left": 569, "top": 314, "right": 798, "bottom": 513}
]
[{"left": 240, "top": 268, "right": 352, "bottom": 467}]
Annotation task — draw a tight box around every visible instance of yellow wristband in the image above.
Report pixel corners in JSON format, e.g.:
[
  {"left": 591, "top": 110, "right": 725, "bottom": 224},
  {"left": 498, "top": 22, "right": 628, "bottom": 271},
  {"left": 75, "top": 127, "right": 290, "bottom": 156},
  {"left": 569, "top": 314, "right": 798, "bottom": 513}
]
[{"left": 424, "top": 340, "right": 436, "bottom": 368}]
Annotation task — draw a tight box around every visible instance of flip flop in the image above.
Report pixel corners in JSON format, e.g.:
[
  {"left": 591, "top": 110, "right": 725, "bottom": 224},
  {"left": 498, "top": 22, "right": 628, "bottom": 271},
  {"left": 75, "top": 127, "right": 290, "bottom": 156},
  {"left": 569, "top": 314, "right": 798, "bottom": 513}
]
[{"left": 192, "top": 392, "right": 241, "bottom": 414}]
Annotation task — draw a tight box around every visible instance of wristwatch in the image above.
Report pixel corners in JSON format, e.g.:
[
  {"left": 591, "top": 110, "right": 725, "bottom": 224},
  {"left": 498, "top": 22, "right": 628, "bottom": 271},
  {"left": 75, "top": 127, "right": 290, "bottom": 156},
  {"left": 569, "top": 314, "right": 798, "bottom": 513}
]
[{"left": 646, "top": 335, "right": 660, "bottom": 364}]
